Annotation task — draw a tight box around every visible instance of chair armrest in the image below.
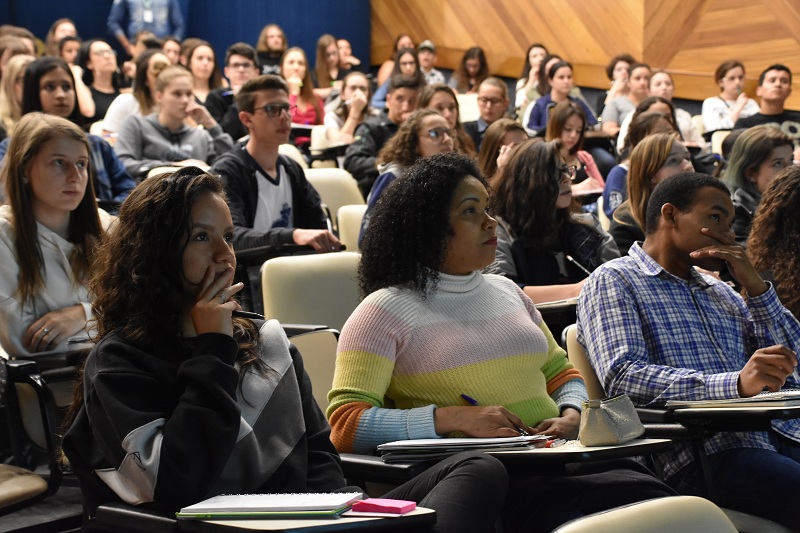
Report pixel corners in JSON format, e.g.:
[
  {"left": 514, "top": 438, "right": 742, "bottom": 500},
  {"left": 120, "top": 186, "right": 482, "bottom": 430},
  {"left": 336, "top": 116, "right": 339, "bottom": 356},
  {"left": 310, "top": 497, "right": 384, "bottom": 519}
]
[
  {"left": 235, "top": 244, "right": 315, "bottom": 262},
  {"left": 281, "top": 324, "right": 330, "bottom": 337},
  {"left": 636, "top": 407, "right": 674, "bottom": 424},
  {"left": 339, "top": 453, "right": 430, "bottom": 485},
  {"left": 94, "top": 502, "right": 176, "bottom": 533}
]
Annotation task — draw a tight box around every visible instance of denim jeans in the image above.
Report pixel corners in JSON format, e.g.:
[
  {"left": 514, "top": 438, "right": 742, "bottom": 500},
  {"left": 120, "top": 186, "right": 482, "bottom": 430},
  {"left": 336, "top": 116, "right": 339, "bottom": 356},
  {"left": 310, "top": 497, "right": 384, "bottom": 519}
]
[{"left": 667, "top": 430, "right": 800, "bottom": 528}]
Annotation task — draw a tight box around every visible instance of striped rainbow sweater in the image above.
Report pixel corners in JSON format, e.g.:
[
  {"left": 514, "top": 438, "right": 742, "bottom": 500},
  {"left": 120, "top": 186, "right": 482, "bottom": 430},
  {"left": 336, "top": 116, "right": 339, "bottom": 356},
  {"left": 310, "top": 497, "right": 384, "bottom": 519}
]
[{"left": 326, "top": 271, "right": 586, "bottom": 453}]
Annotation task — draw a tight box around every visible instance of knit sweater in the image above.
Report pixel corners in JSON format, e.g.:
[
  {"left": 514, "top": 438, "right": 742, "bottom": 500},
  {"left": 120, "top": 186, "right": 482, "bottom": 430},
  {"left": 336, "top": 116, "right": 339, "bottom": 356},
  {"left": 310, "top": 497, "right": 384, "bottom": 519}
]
[{"left": 326, "top": 271, "right": 585, "bottom": 453}]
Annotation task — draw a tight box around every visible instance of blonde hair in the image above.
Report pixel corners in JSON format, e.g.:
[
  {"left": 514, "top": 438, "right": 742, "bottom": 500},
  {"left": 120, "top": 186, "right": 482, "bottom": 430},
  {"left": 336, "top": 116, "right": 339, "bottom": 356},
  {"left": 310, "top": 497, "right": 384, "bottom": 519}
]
[
  {"left": 627, "top": 132, "right": 680, "bottom": 230},
  {"left": 2, "top": 113, "right": 101, "bottom": 304},
  {"left": 0, "top": 54, "right": 34, "bottom": 134},
  {"left": 155, "top": 65, "right": 193, "bottom": 92}
]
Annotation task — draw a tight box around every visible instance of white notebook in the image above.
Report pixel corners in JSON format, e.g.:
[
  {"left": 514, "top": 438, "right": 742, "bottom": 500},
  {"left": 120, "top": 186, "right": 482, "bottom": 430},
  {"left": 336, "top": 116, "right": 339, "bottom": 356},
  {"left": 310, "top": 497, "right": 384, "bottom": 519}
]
[{"left": 176, "top": 492, "right": 362, "bottom": 518}]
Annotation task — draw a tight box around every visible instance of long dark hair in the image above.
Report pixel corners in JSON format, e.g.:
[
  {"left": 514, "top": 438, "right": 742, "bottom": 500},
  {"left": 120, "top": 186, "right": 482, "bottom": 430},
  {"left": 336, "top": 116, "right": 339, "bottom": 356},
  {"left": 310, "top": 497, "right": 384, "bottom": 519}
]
[
  {"left": 21, "top": 56, "right": 81, "bottom": 124},
  {"left": 359, "top": 152, "right": 486, "bottom": 297},
  {"left": 491, "top": 139, "right": 569, "bottom": 249},
  {"left": 390, "top": 47, "right": 425, "bottom": 88},
  {"left": 88, "top": 168, "right": 259, "bottom": 361}
]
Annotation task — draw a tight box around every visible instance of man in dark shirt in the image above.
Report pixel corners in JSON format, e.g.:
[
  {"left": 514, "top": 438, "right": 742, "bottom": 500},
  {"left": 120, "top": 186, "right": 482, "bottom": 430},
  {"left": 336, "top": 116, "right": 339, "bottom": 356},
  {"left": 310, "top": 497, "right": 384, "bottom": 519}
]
[
  {"left": 463, "top": 77, "right": 510, "bottom": 151},
  {"left": 343, "top": 74, "right": 419, "bottom": 195},
  {"left": 205, "top": 43, "right": 260, "bottom": 141},
  {"left": 734, "top": 64, "right": 800, "bottom": 159}
]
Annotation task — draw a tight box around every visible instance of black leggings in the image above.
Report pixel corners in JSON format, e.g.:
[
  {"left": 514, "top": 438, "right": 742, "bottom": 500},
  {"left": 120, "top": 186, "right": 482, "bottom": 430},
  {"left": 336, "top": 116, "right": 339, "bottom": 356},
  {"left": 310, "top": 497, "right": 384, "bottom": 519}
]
[
  {"left": 385, "top": 451, "right": 508, "bottom": 533},
  {"left": 502, "top": 458, "right": 676, "bottom": 532}
]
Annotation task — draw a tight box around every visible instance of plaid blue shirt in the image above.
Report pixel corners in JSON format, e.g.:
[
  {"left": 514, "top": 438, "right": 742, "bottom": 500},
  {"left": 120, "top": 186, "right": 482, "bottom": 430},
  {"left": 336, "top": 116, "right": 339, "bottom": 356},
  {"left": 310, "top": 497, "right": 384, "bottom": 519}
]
[{"left": 576, "top": 243, "right": 800, "bottom": 479}]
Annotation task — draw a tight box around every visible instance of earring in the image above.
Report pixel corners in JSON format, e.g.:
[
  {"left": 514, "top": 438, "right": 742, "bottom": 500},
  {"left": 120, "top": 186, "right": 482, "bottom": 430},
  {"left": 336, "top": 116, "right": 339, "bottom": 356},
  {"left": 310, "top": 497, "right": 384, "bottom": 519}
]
[{"left": 23, "top": 176, "right": 29, "bottom": 184}]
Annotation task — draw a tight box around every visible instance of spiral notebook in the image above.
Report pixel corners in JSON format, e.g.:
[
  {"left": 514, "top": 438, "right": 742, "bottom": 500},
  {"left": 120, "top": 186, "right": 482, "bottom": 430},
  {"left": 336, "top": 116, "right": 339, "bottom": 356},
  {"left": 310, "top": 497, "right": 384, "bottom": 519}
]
[{"left": 176, "top": 492, "right": 362, "bottom": 519}]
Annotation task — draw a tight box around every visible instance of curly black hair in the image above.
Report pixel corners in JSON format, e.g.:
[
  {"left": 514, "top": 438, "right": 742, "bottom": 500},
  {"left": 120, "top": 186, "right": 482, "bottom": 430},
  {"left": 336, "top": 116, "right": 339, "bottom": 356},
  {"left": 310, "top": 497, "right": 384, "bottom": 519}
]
[{"left": 358, "top": 152, "right": 487, "bottom": 297}]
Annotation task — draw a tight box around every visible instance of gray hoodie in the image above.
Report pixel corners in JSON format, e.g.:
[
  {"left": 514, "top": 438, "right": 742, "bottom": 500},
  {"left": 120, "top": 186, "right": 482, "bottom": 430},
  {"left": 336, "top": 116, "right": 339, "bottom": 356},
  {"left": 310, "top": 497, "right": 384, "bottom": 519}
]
[{"left": 114, "top": 113, "right": 233, "bottom": 176}]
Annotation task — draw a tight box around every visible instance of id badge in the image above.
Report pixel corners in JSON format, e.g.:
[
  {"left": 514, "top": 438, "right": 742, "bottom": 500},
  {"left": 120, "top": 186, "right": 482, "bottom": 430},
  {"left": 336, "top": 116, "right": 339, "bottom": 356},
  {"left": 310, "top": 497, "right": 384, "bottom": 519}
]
[{"left": 143, "top": 9, "right": 154, "bottom": 23}]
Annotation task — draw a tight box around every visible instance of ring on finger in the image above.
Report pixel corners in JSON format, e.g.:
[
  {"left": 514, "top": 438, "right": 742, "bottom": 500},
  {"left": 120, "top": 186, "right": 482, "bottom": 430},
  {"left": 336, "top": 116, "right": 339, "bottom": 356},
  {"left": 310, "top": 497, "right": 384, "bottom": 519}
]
[
  {"left": 41, "top": 327, "right": 50, "bottom": 334},
  {"left": 217, "top": 291, "right": 227, "bottom": 303}
]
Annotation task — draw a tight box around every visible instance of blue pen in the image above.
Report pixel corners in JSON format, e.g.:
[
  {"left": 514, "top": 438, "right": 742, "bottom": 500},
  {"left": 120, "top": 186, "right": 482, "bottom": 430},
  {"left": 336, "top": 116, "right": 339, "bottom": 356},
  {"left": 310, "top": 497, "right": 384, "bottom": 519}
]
[
  {"left": 460, "top": 393, "right": 479, "bottom": 406},
  {"left": 460, "top": 393, "right": 531, "bottom": 436}
]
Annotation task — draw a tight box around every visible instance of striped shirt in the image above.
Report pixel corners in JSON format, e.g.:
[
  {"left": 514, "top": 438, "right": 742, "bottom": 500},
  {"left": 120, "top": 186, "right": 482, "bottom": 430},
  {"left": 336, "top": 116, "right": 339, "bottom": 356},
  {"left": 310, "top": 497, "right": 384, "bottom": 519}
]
[
  {"left": 577, "top": 243, "right": 800, "bottom": 479},
  {"left": 327, "top": 272, "right": 585, "bottom": 453}
]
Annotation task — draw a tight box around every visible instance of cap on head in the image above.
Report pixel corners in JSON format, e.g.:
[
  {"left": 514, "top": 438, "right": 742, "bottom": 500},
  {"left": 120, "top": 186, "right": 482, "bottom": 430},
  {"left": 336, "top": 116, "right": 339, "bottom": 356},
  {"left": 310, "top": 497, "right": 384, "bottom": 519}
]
[{"left": 418, "top": 40, "right": 436, "bottom": 53}]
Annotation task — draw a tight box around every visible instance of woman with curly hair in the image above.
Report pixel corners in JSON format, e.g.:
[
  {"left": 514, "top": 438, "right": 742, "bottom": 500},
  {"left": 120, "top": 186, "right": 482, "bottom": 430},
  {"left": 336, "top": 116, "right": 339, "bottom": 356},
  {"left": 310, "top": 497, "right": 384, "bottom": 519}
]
[
  {"left": 609, "top": 132, "right": 693, "bottom": 254},
  {"left": 329, "top": 151, "right": 673, "bottom": 532},
  {"left": 0, "top": 112, "right": 105, "bottom": 356},
  {"left": 748, "top": 166, "right": 800, "bottom": 320},
  {"left": 62, "top": 167, "right": 510, "bottom": 530},
  {"left": 724, "top": 125, "right": 793, "bottom": 245},
  {"left": 486, "top": 139, "right": 619, "bottom": 304},
  {"left": 358, "top": 108, "right": 454, "bottom": 245},
  {"left": 419, "top": 82, "right": 476, "bottom": 155},
  {"left": 448, "top": 46, "right": 489, "bottom": 94}
]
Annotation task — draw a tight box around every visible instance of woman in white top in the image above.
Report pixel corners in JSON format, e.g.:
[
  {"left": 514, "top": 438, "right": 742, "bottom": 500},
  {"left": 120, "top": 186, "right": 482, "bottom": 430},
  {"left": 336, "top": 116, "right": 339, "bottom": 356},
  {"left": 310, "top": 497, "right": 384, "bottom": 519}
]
[
  {"left": 514, "top": 43, "right": 547, "bottom": 112},
  {"left": 0, "top": 113, "right": 105, "bottom": 356},
  {"left": 647, "top": 70, "right": 707, "bottom": 151},
  {"left": 323, "top": 71, "right": 374, "bottom": 144},
  {"left": 102, "top": 50, "right": 170, "bottom": 134},
  {"left": 701, "top": 59, "right": 759, "bottom": 133}
]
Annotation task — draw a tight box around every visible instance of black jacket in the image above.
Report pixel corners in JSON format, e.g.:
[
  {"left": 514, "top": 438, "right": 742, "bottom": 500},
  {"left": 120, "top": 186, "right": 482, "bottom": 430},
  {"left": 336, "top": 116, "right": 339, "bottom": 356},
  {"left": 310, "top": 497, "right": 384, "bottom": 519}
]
[
  {"left": 63, "top": 322, "right": 345, "bottom": 516},
  {"left": 343, "top": 112, "right": 398, "bottom": 195},
  {"left": 204, "top": 87, "right": 248, "bottom": 141},
  {"left": 210, "top": 143, "right": 327, "bottom": 249}
]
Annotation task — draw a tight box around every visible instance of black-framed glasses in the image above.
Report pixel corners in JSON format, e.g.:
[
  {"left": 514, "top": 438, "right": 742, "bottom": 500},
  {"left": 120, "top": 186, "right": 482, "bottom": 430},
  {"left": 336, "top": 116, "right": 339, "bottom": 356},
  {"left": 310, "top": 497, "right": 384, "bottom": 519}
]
[
  {"left": 423, "top": 127, "right": 453, "bottom": 142},
  {"left": 558, "top": 164, "right": 578, "bottom": 181},
  {"left": 477, "top": 96, "right": 503, "bottom": 106},
  {"left": 254, "top": 103, "right": 296, "bottom": 117},
  {"left": 229, "top": 61, "right": 255, "bottom": 70}
]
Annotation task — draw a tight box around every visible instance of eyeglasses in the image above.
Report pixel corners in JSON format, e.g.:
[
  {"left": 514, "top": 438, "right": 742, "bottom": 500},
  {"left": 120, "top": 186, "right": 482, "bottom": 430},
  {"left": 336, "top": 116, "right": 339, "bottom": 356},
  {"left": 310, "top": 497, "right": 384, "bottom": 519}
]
[
  {"left": 477, "top": 97, "right": 503, "bottom": 106},
  {"left": 558, "top": 164, "right": 578, "bottom": 181},
  {"left": 92, "top": 48, "right": 116, "bottom": 57},
  {"left": 229, "top": 62, "right": 255, "bottom": 70},
  {"left": 423, "top": 127, "right": 453, "bottom": 142},
  {"left": 254, "top": 103, "right": 296, "bottom": 117}
]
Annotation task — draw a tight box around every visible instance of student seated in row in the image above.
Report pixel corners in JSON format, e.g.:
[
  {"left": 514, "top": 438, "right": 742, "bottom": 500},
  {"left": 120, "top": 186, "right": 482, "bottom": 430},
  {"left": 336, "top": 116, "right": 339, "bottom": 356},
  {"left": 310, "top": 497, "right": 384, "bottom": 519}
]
[
  {"left": 578, "top": 172, "right": 800, "bottom": 529},
  {"left": 114, "top": 66, "right": 233, "bottom": 176},
  {"left": 205, "top": 42, "right": 260, "bottom": 141},
  {"left": 63, "top": 167, "right": 509, "bottom": 532}
]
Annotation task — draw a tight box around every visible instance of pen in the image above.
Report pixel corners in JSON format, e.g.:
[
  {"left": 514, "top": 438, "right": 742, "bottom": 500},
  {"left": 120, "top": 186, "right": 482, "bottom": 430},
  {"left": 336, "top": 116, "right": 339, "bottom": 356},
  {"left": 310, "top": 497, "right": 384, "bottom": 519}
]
[
  {"left": 545, "top": 439, "right": 568, "bottom": 448},
  {"left": 460, "top": 393, "right": 479, "bottom": 406},
  {"left": 565, "top": 254, "right": 592, "bottom": 277},
  {"left": 460, "top": 394, "right": 531, "bottom": 436},
  {"left": 232, "top": 310, "right": 265, "bottom": 320}
]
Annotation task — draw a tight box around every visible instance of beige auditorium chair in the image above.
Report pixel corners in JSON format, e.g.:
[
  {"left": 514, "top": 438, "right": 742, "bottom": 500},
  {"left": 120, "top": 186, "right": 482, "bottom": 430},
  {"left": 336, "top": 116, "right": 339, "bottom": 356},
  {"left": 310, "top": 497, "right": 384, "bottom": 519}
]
[
  {"left": 304, "top": 168, "right": 365, "bottom": 233},
  {"left": 553, "top": 496, "right": 736, "bottom": 533},
  {"left": 336, "top": 204, "right": 368, "bottom": 252},
  {"left": 261, "top": 251, "right": 361, "bottom": 332}
]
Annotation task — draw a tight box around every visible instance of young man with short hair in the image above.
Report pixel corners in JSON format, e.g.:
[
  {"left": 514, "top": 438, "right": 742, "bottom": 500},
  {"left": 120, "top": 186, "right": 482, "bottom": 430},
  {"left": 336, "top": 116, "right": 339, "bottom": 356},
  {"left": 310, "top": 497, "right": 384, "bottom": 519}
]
[
  {"left": 462, "top": 77, "right": 510, "bottom": 151},
  {"left": 210, "top": 75, "right": 339, "bottom": 310},
  {"left": 205, "top": 42, "right": 260, "bottom": 140},
  {"left": 343, "top": 74, "right": 419, "bottom": 195},
  {"left": 735, "top": 64, "right": 800, "bottom": 157},
  {"left": 577, "top": 172, "right": 800, "bottom": 528},
  {"left": 417, "top": 40, "right": 445, "bottom": 85}
]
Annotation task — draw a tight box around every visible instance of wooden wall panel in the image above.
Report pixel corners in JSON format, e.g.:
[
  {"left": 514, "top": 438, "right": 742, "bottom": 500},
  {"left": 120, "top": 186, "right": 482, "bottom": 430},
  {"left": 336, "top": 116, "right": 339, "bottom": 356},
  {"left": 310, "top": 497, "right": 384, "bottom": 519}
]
[{"left": 371, "top": 0, "right": 800, "bottom": 109}]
